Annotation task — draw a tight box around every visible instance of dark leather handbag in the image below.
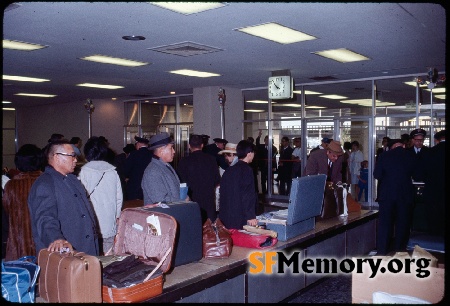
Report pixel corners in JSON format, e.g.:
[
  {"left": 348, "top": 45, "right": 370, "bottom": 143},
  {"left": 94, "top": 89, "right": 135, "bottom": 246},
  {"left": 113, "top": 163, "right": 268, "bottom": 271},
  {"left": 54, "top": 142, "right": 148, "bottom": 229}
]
[
  {"left": 319, "top": 182, "right": 345, "bottom": 219},
  {"left": 202, "top": 218, "right": 233, "bottom": 258}
]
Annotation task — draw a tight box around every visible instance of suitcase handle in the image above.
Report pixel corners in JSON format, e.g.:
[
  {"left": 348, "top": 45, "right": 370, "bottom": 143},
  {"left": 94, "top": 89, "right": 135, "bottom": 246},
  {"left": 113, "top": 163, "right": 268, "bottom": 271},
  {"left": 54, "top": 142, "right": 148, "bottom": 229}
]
[{"left": 60, "top": 251, "right": 89, "bottom": 271}]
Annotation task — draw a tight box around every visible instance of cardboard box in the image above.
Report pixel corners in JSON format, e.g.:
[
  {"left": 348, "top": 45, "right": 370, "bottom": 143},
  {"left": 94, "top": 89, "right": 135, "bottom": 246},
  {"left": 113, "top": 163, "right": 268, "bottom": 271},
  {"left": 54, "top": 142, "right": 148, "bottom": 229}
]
[
  {"left": 351, "top": 253, "right": 445, "bottom": 303},
  {"left": 259, "top": 175, "right": 326, "bottom": 241}
]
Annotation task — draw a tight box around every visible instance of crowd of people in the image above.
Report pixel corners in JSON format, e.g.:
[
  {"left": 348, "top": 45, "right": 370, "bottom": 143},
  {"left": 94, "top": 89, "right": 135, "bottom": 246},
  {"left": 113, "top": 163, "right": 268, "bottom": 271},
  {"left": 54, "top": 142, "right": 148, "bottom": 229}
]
[{"left": 1, "top": 127, "right": 444, "bottom": 260}]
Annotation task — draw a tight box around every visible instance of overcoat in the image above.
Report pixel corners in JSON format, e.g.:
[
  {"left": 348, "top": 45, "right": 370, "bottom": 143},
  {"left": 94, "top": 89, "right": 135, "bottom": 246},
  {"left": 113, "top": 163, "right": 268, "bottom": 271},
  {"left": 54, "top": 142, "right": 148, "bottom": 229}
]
[
  {"left": 219, "top": 160, "right": 257, "bottom": 229},
  {"left": 305, "top": 149, "right": 343, "bottom": 184},
  {"left": 177, "top": 150, "right": 220, "bottom": 222},
  {"left": 142, "top": 157, "right": 180, "bottom": 204},
  {"left": 28, "top": 166, "right": 99, "bottom": 256},
  {"left": 124, "top": 147, "right": 153, "bottom": 200}
]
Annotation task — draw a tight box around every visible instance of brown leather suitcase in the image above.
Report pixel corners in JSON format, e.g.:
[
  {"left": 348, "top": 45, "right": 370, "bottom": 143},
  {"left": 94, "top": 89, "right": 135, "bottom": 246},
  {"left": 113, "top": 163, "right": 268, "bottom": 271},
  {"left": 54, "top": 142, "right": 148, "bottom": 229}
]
[
  {"left": 37, "top": 249, "right": 102, "bottom": 303},
  {"left": 102, "top": 208, "right": 177, "bottom": 303}
]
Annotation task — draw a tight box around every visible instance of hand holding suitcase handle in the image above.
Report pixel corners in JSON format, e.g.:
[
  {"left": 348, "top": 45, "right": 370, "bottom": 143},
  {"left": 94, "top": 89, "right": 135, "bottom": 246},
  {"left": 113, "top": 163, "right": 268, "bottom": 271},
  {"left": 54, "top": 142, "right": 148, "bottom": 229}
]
[{"left": 47, "top": 239, "right": 73, "bottom": 253}]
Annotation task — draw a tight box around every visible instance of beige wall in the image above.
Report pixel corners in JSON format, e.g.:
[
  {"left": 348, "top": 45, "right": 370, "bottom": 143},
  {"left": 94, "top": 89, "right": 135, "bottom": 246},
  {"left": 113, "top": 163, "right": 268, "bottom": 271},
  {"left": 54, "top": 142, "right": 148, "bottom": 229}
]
[{"left": 16, "top": 99, "right": 125, "bottom": 155}]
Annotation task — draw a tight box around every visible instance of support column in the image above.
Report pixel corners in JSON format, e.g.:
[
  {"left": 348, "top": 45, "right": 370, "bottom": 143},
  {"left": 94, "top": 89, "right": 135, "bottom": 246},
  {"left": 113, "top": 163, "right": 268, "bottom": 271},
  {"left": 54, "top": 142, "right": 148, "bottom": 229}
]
[{"left": 193, "top": 86, "right": 244, "bottom": 143}]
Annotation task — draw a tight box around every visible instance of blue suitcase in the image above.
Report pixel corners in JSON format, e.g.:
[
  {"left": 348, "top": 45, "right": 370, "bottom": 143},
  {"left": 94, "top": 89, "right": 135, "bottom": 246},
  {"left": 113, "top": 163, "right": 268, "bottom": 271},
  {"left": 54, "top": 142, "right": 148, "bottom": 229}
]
[{"left": 142, "top": 201, "right": 203, "bottom": 267}]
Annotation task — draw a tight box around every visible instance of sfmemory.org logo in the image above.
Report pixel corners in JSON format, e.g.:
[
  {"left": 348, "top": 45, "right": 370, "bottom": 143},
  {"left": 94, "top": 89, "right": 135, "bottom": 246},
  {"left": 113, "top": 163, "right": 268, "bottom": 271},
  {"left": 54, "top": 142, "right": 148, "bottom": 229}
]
[{"left": 248, "top": 251, "right": 432, "bottom": 278}]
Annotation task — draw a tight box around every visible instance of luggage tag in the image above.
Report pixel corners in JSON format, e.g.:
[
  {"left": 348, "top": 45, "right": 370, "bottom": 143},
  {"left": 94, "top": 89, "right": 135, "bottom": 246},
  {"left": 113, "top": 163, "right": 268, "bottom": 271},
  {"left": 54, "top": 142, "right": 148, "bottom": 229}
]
[{"left": 146, "top": 215, "right": 162, "bottom": 236}]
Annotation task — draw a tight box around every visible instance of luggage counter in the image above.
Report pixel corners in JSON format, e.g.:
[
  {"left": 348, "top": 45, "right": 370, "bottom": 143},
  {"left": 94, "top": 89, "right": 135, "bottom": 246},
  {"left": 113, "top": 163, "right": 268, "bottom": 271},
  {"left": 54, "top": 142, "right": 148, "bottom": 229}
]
[{"left": 146, "top": 209, "right": 378, "bottom": 303}]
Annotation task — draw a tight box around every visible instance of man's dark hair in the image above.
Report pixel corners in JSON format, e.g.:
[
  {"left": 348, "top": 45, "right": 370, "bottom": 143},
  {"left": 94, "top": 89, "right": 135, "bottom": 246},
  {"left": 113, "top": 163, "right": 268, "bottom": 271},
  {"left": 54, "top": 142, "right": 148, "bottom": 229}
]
[
  {"left": 343, "top": 141, "right": 352, "bottom": 151},
  {"left": 48, "top": 133, "right": 65, "bottom": 143},
  {"left": 189, "top": 134, "right": 203, "bottom": 148},
  {"left": 84, "top": 136, "right": 109, "bottom": 162},
  {"left": 236, "top": 140, "right": 255, "bottom": 159},
  {"left": 70, "top": 137, "right": 81, "bottom": 145},
  {"left": 43, "top": 139, "right": 71, "bottom": 160},
  {"left": 14, "top": 144, "right": 44, "bottom": 172}
]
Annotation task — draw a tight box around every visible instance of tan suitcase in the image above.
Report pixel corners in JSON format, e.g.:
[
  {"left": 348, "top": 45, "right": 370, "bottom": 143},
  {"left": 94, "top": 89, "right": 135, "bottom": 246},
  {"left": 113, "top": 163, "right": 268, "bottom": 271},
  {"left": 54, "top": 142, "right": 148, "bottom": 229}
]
[
  {"left": 102, "top": 208, "right": 177, "bottom": 303},
  {"left": 37, "top": 249, "right": 102, "bottom": 303}
]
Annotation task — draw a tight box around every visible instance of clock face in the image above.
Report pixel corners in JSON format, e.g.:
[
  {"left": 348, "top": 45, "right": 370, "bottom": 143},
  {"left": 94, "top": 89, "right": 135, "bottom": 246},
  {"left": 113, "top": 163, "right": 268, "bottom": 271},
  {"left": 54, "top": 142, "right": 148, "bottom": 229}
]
[{"left": 268, "top": 76, "right": 292, "bottom": 99}]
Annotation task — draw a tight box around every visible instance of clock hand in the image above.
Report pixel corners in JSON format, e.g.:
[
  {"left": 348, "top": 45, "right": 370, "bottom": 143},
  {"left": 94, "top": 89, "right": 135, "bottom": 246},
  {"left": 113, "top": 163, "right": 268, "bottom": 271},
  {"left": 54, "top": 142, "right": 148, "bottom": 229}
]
[{"left": 274, "top": 83, "right": 280, "bottom": 89}]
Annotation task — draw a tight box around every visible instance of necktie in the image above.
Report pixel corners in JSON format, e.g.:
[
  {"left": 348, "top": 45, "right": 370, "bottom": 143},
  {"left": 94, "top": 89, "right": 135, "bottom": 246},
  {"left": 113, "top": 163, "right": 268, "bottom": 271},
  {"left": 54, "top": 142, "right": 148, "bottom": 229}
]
[{"left": 327, "top": 161, "right": 332, "bottom": 181}]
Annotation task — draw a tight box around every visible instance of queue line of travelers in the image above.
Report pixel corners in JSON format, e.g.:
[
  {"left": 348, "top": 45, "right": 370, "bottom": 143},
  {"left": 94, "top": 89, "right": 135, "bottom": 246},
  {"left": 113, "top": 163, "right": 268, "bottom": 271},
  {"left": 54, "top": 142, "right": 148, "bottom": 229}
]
[{"left": 2, "top": 128, "right": 444, "bottom": 260}]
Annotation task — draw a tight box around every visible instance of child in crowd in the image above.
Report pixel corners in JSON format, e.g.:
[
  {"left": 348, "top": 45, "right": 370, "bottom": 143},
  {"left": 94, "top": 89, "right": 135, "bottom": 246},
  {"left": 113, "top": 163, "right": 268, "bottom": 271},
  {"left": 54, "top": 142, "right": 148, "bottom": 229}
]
[{"left": 357, "top": 160, "right": 369, "bottom": 202}]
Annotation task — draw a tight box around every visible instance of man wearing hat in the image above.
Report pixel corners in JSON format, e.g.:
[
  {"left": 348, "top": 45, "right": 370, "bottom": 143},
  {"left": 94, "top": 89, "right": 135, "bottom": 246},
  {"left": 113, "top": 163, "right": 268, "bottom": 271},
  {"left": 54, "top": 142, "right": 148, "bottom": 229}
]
[
  {"left": 203, "top": 137, "right": 229, "bottom": 171},
  {"left": 407, "top": 128, "right": 429, "bottom": 158},
  {"left": 305, "top": 140, "right": 344, "bottom": 184},
  {"left": 124, "top": 135, "right": 152, "bottom": 200},
  {"left": 177, "top": 134, "right": 220, "bottom": 223},
  {"left": 373, "top": 138, "right": 418, "bottom": 255},
  {"left": 218, "top": 143, "right": 238, "bottom": 169},
  {"left": 142, "top": 132, "right": 185, "bottom": 204},
  {"left": 309, "top": 137, "right": 332, "bottom": 157}
]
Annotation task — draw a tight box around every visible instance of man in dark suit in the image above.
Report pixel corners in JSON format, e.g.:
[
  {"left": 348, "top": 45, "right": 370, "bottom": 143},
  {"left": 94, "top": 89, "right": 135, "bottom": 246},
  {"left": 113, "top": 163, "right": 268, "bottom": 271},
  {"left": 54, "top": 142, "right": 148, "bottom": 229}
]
[
  {"left": 219, "top": 140, "right": 258, "bottom": 229},
  {"left": 373, "top": 138, "right": 418, "bottom": 255},
  {"left": 177, "top": 134, "right": 221, "bottom": 223},
  {"left": 255, "top": 130, "right": 278, "bottom": 194},
  {"left": 407, "top": 128, "right": 429, "bottom": 160},
  {"left": 277, "top": 136, "right": 294, "bottom": 195},
  {"left": 28, "top": 140, "right": 99, "bottom": 255},
  {"left": 421, "top": 129, "right": 445, "bottom": 236},
  {"left": 203, "top": 137, "right": 228, "bottom": 171},
  {"left": 124, "top": 136, "right": 153, "bottom": 200}
]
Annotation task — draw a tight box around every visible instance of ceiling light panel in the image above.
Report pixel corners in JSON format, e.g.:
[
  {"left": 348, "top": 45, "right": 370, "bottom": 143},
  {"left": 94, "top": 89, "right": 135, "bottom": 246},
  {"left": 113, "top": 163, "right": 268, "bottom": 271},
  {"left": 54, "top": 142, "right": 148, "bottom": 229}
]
[
  {"left": 3, "top": 39, "right": 48, "bottom": 51},
  {"left": 292, "top": 90, "right": 322, "bottom": 95},
  {"left": 235, "top": 22, "right": 317, "bottom": 44},
  {"left": 149, "top": 42, "right": 223, "bottom": 57},
  {"left": 312, "top": 48, "right": 370, "bottom": 63},
  {"left": 320, "top": 95, "right": 348, "bottom": 99},
  {"left": 76, "top": 83, "right": 124, "bottom": 89},
  {"left": 169, "top": 69, "right": 221, "bottom": 78},
  {"left": 15, "top": 93, "right": 56, "bottom": 97},
  {"left": 3, "top": 75, "right": 50, "bottom": 82},
  {"left": 149, "top": 2, "right": 226, "bottom": 15},
  {"left": 79, "top": 55, "right": 149, "bottom": 67}
]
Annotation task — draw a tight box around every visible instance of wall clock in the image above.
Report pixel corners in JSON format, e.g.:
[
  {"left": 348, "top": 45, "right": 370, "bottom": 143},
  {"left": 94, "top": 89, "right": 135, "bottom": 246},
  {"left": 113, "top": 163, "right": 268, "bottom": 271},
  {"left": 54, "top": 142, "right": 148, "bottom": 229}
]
[{"left": 268, "top": 76, "right": 292, "bottom": 99}]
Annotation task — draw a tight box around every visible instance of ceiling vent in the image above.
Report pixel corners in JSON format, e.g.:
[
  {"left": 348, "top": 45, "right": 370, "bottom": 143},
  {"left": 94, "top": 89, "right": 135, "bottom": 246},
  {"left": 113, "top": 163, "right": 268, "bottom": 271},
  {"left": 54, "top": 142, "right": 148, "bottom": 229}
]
[
  {"left": 309, "top": 76, "right": 338, "bottom": 81},
  {"left": 148, "top": 41, "right": 223, "bottom": 57}
]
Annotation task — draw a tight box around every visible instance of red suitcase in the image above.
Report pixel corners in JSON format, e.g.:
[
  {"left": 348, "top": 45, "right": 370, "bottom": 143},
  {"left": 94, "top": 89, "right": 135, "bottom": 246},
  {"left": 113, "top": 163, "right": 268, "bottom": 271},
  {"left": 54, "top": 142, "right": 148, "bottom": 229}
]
[
  {"left": 102, "top": 208, "right": 177, "bottom": 303},
  {"left": 37, "top": 249, "right": 102, "bottom": 303}
]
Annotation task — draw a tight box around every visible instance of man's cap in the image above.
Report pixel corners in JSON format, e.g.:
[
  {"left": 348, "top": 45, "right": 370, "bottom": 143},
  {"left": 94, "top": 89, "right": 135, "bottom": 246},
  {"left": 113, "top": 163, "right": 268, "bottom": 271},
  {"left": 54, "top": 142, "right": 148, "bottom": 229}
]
[
  {"left": 201, "top": 134, "right": 210, "bottom": 140},
  {"left": 213, "top": 138, "right": 228, "bottom": 144},
  {"left": 388, "top": 138, "right": 403, "bottom": 149},
  {"left": 148, "top": 132, "right": 174, "bottom": 150},
  {"left": 134, "top": 135, "right": 149, "bottom": 144},
  {"left": 123, "top": 143, "right": 136, "bottom": 154},
  {"left": 410, "top": 128, "right": 426, "bottom": 138},
  {"left": 321, "top": 137, "right": 332, "bottom": 144},
  {"left": 218, "top": 143, "right": 237, "bottom": 155},
  {"left": 327, "top": 140, "right": 344, "bottom": 155}
]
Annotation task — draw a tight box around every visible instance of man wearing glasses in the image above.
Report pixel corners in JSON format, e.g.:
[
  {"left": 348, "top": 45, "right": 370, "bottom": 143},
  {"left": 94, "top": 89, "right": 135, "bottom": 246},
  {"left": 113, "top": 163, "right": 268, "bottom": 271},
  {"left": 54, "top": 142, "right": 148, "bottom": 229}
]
[
  {"left": 28, "top": 139, "right": 99, "bottom": 256},
  {"left": 408, "top": 128, "right": 429, "bottom": 160}
]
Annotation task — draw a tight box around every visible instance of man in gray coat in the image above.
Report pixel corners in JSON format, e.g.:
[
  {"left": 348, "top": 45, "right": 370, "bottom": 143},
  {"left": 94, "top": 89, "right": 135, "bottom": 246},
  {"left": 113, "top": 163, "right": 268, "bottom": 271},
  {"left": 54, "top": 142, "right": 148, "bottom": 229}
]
[
  {"left": 28, "top": 139, "right": 99, "bottom": 256},
  {"left": 142, "top": 132, "right": 184, "bottom": 204}
]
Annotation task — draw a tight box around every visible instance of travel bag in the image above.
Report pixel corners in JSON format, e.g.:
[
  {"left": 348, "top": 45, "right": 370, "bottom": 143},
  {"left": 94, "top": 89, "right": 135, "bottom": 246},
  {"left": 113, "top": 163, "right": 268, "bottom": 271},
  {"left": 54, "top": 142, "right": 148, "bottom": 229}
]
[
  {"left": 1, "top": 256, "right": 40, "bottom": 303},
  {"left": 37, "top": 249, "right": 102, "bottom": 303},
  {"left": 102, "top": 208, "right": 177, "bottom": 303},
  {"left": 202, "top": 218, "right": 233, "bottom": 258},
  {"left": 144, "top": 201, "right": 203, "bottom": 266}
]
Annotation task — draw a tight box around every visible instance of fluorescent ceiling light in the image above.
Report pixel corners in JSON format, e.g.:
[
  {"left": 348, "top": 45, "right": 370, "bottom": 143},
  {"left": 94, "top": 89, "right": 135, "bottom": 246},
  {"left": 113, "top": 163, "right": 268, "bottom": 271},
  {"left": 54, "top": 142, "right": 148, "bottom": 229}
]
[
  {"left": 3, "top": 39, "right": 48, "bottom": 51},
  {"left": 320, "top": 94, "right": 348, "bottom": 99},
  {"left": 274, "top": 103, "right": 301, "bottom": 107},
  {"left": 79, "top": 55, "right": 149, "bottom": 67},
  {"left": 3, "top": 108, "right": 16, "bottom": 111},
  {"left": 312, "top": 48, "right": 370, "bottom": 63},
  {"left": 425, "top": 87, "right": 445, "bottom": 93},
  {"left": 15, "top": 93, "right": 56, "bottom": 97},
  {"left": 293, "top": 90, "right": 322, "bottom": 95},
  {"left": 149, "top": 2, "right": 225, "bottom": 15},
  {"left": 434, "top": 95, "right": 445, "bottom": 99},
  {"left": 2, "top": 101, "right": 12, "bottom": 104},
  {"left": 305, "top": 105, "right": 326, "bottom": 109},
  {"left": 235, "top": 22, "right": 317, "bottom": 44},
  {"left": 247, "top": 100, "right": 268, "bottom": 104},
  {"left": 169, "top": 69, "right": 220, "bottom": 78},
  {"left": 244, "top": 109, "right": 265, "bottom": 112},
  {"left": 3, "top": 75, "right": 50, "bottom": 82},
  {"left": 77, "top": 83, "right": 124, "bottom": 89},
  {"left": 339, "top": 99, "right": 395, "bottom": 106}
]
